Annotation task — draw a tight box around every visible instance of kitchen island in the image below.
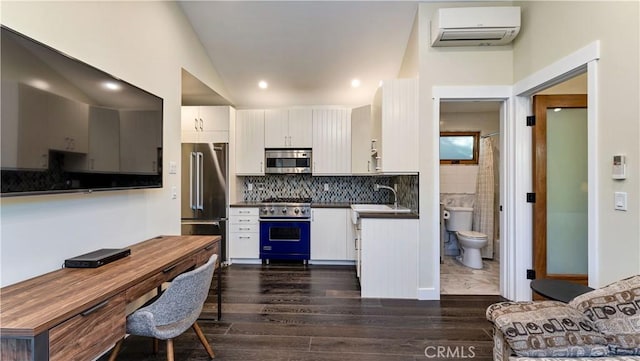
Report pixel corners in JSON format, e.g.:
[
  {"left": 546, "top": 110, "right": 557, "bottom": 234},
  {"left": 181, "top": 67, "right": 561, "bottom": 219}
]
[{"left": 351, "top": 206, "right": 419, "bottom": 299}]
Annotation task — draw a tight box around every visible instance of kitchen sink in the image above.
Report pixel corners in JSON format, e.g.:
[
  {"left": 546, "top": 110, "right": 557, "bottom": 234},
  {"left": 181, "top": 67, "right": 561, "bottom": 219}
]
[{"left": 350, "top": 204, "right": 411, "bottom": 224}]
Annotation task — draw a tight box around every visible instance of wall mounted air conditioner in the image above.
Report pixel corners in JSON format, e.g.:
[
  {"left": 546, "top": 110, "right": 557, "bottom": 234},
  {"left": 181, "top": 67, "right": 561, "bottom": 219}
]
[{"left": 431, "top": 7, "right": 521, "bottom": 47}]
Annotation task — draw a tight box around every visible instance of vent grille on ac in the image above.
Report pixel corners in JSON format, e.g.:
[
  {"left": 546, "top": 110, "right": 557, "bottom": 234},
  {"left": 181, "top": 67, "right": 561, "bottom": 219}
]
[{"left": 440, "top": 30, "right": 508, "bottom": 41}]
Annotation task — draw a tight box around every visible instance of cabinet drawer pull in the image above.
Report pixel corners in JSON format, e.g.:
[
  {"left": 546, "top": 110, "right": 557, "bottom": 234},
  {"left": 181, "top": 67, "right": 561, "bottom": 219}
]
[
  {"left": 81, "top": 300, "right": 109, "bottom": 317},
  {"left": 163, "top": 264, "right": 177, "bottom": 273},
  {"left": 239, "top": 227, "right": 250, "bottom": 231},
  {"left": 239, "top": 219, "right": 251, "bottom": 222},
  {"left": 239, "top": 236, "right": 251, "bottom": 239},
  {"left": 205, "top": 244, "right": 215, "bottom": 251}
]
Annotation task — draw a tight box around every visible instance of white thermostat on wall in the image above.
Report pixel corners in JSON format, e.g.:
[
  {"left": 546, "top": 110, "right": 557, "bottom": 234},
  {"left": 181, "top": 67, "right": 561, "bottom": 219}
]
[{"left": 612, "top": 154, "right": 626, "bottom": 180}]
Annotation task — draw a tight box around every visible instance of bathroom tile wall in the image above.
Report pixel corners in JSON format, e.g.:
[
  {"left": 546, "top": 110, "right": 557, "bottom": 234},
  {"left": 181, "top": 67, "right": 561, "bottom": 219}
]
[
  {"left": 440, "top": 165, "right": 477, "bottom": 194},
  {"left": 241, "top": 175, "right": 419, "bottom": 211}
]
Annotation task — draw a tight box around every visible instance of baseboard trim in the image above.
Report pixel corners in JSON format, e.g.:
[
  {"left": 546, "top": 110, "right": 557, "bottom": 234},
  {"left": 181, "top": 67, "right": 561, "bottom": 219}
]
[{"left": 418, "top": 287, "right": 440, "bottom": 300}]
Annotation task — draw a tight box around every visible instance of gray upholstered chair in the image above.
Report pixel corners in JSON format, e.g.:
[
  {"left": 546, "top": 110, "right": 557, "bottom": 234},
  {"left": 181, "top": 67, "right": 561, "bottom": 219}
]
[{"left": 109, "top": 254, "right": 218, "bottom": 361}]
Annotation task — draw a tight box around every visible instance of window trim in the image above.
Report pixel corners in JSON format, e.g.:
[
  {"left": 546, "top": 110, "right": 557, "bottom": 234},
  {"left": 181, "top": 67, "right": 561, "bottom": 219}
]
[{"left": 439, "top": 131, "right": 480, "bottom": 165}]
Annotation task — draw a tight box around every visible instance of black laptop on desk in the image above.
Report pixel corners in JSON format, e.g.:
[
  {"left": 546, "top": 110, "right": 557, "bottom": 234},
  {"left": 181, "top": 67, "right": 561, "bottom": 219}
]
[{"left": 64, "top": 248, "right": 131, "bottom": 268}]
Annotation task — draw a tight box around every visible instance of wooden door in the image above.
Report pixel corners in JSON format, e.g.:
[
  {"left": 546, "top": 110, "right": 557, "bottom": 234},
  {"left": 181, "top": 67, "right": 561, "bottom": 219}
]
[{"left": 532, "top": 94, "right": 588, "bottom": 289}]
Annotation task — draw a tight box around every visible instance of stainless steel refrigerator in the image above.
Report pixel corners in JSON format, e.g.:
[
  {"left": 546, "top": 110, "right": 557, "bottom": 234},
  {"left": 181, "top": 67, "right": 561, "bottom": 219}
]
[{"left": 181, "top": 143, "right": 228, "bottom": 262}]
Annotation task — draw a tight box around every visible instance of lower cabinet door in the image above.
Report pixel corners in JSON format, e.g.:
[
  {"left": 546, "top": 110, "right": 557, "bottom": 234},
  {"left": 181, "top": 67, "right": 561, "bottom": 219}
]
[{"left": 229, "top": 232, "right": 259, "bottom": 258}]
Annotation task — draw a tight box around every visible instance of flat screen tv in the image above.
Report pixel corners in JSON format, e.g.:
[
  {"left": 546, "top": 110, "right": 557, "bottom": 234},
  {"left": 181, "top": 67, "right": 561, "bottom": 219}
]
[{"left": 1, "top": 26, "right": 163, "bottom": 197}]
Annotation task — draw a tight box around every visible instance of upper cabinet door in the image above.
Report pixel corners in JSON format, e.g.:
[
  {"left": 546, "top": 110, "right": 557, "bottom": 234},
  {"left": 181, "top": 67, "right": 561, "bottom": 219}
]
[
  {"left": 264, "top": 109, "right": 289, "bottom": 148},
  {"left": 312, "top": 108, "right": 351, "bottom": 175},
  {"left": 181, "top": 106, "right": 231, "bottom": 143},
  {"left": 351, "top": 105, "right": 373, "bottom": 175},
  {"left": 181, "top": 106, "right": 200, "bottom": 136},
  {"left": 264, "top": 108, "right": 312, "bottom": 148},
  {"left": 198, "top": 106, "right": 230, "bottom": 132},
  {"left": 287, "top": 108, "right": 313, "bottom": 148},
  {"left": 375, "top": 79, "right": 418, "bottom": 174},
  {"left": 235, "top": 109, "right": 265, "bottom": 175}
]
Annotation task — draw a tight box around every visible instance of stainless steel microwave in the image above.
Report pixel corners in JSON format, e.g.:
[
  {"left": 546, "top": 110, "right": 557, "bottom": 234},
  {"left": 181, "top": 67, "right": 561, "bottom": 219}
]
[{"left": 265, "top": 149, "right": 312, "bottom": 174}]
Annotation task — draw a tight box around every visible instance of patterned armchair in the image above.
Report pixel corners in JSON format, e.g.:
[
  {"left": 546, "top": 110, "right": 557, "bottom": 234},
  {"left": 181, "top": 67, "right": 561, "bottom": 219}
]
[{"left": 487, "top": 275, "right": 640, "bottom": 361}]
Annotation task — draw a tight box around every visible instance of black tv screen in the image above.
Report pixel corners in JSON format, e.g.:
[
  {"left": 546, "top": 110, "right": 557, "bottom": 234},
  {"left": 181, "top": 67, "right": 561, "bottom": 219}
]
[{"left": 1, "top": 26, "right": 163, "bottom": 196}]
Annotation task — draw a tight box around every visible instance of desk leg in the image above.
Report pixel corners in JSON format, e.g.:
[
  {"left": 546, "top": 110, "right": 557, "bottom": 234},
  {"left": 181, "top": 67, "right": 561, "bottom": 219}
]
[{"left": 217, "top": 266, "right": 222, "bottom": 321}]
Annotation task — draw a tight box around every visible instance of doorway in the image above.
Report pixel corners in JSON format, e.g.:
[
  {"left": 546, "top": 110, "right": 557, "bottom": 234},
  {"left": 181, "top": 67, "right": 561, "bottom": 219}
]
[{"left": 439, "top": 100, "right": 502, "bottom": 295}]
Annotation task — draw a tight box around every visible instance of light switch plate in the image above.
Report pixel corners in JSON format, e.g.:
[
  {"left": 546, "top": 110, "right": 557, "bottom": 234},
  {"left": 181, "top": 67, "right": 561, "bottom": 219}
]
[
  {"left": 324, "top": 183, "right": 329, "bottom": 191},
  {"left": 614, "top": 191, "right": 627, "bottom": 211},
  {"left": 168, "top": 161, "right": 177, "bottom": 174}
]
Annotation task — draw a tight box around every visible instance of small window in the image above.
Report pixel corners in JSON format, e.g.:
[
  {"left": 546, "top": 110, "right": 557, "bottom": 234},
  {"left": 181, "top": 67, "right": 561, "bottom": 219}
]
[{"left": 439, "top": 131, "right": 480, "bottom": 165}]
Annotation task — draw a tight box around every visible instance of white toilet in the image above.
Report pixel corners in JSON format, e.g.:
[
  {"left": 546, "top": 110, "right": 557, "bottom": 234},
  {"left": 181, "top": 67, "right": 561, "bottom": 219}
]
[{"left": 444, "top": 206, "right": 488, "bottom": 269}]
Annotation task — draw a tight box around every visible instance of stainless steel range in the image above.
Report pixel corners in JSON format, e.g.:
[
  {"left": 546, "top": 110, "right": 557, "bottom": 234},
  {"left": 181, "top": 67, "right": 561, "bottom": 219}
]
[{"left": 259, "top": 197, "right": 311, "bottom": 263}]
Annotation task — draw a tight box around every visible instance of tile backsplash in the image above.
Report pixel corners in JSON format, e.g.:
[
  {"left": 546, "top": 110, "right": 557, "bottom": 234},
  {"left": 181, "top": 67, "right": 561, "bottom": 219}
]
[{"left": 241, "top": 174, "right": 419, "bottom": 212}]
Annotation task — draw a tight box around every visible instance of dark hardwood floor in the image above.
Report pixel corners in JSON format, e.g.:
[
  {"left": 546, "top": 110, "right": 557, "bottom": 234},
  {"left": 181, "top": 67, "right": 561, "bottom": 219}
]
[{"left": 101, "top": 263, "right": 503, "bottom": 361}]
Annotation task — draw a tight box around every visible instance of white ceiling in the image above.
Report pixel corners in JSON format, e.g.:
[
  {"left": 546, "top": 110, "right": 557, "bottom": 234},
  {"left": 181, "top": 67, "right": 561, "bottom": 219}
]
[{"left": 179, "top": 1, "right": 418, "bottom": 108}]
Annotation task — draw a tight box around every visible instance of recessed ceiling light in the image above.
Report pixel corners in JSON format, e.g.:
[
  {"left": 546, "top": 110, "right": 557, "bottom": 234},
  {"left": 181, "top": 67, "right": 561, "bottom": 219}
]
[
  {"left": 258, "top": 80, "right": 268, "bottom": 89},
  {"left": 351, "top": 79, "right": 361, "bottom": 88},
  {"left": 103, "top": 81, "right": 121, "bottom": 91},
  {"left": 554, "top": 108, "right": 562, "bottom": 112}
]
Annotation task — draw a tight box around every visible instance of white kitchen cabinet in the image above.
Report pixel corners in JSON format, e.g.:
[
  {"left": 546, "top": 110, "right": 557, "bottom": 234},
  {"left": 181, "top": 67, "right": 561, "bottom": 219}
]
[
  {"left": 235, "top": 109, "right": 265, "bottom": 175},
  {"left": 310, "top": 208, "right": 353, "bottom": 261},
  {"left": 119, "top": 110, "right": 162, "bottom": 174},
  {"left": 345, "top": 210, "right": 356, "bottom": 261},
  {"left": 359, "top": 218, "right": 418, "bottom": 299},
  {"left": 312, "top": 109, "right": 351, "bottom": 175},
  {"left": 229, "top": 207, "right": 260, "bottom": 260},
  {"left": 371, "top": 79, "right": 418, "bottom": 174},
  {"left": 351, "top": 105, "right": 374, "bottom": 175},
  {"left": 181, "top": 106, "right": 232, "bottom": 143},
  {"left": 66, "top": 106, "right": 120, "bottom": 172},
  {"left": 264, "top": 108, "right": 312, "bottom": 148}
]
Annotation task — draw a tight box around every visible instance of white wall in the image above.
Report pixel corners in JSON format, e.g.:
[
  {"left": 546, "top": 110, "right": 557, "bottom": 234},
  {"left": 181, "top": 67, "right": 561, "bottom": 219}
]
[
  {"left": 417, "top": 2, "right": 514, "bottom": 298},
  {"left": 513, "top": 1, "right": 640, "bottom": 285},
  {"left": 0, "top": 2, "right": 231, "bottom": 286}
]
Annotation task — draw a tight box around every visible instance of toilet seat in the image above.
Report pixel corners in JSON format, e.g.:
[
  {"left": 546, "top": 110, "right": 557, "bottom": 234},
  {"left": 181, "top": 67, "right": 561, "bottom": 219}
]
[{"left": 457, "top": 230, "right": 486, "bottom": 239}]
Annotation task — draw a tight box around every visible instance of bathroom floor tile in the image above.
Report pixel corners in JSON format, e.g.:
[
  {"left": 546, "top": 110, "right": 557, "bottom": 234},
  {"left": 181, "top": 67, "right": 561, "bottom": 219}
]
[{"left": 440, "top": 256, "right": 500, "bottom": 295}]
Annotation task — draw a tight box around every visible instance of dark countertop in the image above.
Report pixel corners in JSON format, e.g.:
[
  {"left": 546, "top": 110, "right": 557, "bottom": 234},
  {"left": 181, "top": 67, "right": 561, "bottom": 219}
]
[
  {"left": 357, "top": 212, "right": 419, "bottom": 220},
  {"left": 230, "top": 202, "right": 263, "bottom": 207},
  {"left": 230, "top": 202, "right": 419, "bottom": 219}
]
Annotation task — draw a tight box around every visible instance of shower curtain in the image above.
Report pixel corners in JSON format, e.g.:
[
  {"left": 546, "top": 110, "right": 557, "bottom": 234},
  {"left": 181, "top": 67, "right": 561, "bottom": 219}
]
[{"left": 474, "top": 137, "right": 494, "bottom": 259}]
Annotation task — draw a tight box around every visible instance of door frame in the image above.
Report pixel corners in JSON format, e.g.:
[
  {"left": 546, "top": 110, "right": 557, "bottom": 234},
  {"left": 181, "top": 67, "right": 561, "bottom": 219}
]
[
  {"left": 512, "top": 41, "right": 600, "bottom": 300},
  {"left": 432, "top": 85, "right": 512, "bottom": 300}
]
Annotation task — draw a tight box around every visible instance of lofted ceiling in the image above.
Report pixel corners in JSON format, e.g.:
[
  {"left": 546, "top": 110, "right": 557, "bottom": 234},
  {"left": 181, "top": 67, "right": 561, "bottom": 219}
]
[{"left": 179, "top": 1, "right": 418, "bottom": 109}]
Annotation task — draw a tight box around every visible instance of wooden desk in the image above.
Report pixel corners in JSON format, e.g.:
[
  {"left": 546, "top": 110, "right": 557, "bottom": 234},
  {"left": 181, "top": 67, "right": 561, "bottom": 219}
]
[{"left": 0, "top": 235, "right": 221, "bottom": 361}]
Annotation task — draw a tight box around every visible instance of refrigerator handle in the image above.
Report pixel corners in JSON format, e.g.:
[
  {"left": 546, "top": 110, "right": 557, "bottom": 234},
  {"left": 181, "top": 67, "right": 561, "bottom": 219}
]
[
  {"left": 197, "top": 152, "right": 204, "bottom": 210},
  {"left": 190, "top": 152, "right": 196, "bottom": 210}
]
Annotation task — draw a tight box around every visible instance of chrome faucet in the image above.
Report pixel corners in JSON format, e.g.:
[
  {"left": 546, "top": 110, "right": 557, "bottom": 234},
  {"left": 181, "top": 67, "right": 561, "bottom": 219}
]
[{"left": 374, "top": 184, "right": 397, "bottom": 209}]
